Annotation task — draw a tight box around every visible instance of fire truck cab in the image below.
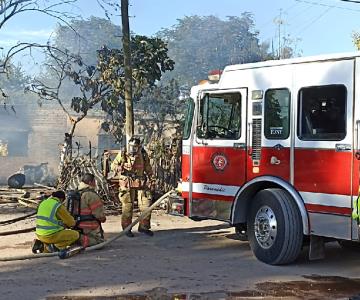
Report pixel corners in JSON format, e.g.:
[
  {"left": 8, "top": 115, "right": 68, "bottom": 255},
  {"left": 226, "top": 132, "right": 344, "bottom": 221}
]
[{"left": 178, "top": 52, "right": 360, "bottom": 264}]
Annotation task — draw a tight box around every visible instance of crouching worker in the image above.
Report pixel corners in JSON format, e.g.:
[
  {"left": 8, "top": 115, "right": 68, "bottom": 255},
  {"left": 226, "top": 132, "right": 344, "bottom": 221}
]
[
  {"left": 34, "top": 190, "right": 79, "bottom": 253},
  {"left": 76, "top": 173, "right": 106, "bottom": 248}
]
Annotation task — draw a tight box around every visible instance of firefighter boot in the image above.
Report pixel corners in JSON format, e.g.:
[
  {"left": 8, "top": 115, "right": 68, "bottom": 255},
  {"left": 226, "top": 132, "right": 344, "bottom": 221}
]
[
  {"left": 138, "top": 228, "right": 154, "bottom": 237},
  {"left": 125, "top": 230, "right": 134, "bottom": 238}
]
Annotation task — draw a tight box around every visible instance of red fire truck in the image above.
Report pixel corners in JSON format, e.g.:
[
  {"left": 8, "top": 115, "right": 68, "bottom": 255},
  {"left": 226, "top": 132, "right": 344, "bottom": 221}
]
[{"left": 172, "top": 52, "right": 360, "bottom": 265}]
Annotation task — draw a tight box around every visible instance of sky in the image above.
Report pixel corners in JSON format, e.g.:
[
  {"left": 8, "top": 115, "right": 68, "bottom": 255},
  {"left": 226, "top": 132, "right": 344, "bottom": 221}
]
[
  {"left": 128, "top": 0, "right": 360, "bottom": 56},
  {"left": 0, "top": 0, "right": 359, "bottom": 69}
]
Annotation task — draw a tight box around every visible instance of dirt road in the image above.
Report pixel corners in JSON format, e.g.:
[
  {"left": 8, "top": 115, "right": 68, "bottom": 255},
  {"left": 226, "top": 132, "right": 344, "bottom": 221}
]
[{"left": 1, "top": 206, "right": 360, "bottom": 299}]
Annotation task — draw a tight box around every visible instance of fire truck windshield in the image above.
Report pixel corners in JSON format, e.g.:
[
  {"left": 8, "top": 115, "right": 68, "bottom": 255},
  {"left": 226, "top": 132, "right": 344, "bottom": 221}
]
[{"left": 197, "top": 93, "right": 241, "bottom": 140}]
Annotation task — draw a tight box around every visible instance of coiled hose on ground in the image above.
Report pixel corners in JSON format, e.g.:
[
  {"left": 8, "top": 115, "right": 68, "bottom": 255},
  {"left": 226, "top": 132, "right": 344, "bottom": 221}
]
[{"left": 0, "top": 190, "right": 173, "bottom": 262}]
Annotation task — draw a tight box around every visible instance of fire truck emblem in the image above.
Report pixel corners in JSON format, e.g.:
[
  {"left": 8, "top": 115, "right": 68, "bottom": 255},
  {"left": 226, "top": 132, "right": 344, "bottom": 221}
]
[{"left": 211, "top": 153, "right": 228, "bottom": 171}]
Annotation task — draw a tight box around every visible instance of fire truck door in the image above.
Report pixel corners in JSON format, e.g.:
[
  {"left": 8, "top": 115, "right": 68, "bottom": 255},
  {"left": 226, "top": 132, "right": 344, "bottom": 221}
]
[
  {"left": 293, "top": 62, "right": 354, "bottom": 240},
  {"left": 246, "top": 88, "right": 292, "bottom": 182},
  {"left": 189, "top": 89, "right": 247, "bottom": 220}
]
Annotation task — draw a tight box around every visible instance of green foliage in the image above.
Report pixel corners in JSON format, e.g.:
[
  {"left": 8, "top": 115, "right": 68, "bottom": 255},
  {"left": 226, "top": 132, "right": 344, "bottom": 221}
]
[
  {"left": 136, "top": 79, "right": 185, "bottom": 140},
  {"left": 96, "top": 35, "right": 174, "bottom": 141},
  {"left": 0, "top": 61, "right": 30, "bottom": 107},
  {"left": 97, "top": 35, "right": 174, "bottom": 99},
  {"left": 353, "top": 32, "right": 360, "bottom": 50},
  {"left": 157, "top": 14, "right": 271, "bottom": 86}
]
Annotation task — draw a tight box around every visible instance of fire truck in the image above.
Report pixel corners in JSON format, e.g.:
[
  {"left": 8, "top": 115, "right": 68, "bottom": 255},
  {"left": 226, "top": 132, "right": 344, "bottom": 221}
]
[{"left": 172, "top": 52, "right": 360, "bottom": 265}]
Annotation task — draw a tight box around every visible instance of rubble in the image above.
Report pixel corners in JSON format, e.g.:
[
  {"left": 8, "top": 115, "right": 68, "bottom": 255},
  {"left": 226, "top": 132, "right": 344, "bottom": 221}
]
[{"left": 57, "top": 155, "right": 120, "bottom": 212}]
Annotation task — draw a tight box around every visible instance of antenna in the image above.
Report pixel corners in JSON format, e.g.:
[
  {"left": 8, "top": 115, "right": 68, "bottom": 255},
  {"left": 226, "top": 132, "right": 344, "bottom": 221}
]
[{"left": 274, "top": 9, "right": 285, "bottom": 59}]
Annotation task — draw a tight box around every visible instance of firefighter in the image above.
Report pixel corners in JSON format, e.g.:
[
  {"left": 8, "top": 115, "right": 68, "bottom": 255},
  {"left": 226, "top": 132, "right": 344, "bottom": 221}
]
[
  {"left": 34, "top": 190, "right": 79, "bottom": 253},
  {"left": 111, "top": 137, "right": 154, "bottom": 237},
  {"left": 77, "top": 173, "right": 106, "bottom": 247}
]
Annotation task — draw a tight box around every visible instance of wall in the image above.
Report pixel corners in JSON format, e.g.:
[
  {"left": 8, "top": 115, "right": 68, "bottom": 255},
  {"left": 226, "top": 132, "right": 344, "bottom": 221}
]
[{"left": 0, "top": 103, "right": 68, "bottom": 184}]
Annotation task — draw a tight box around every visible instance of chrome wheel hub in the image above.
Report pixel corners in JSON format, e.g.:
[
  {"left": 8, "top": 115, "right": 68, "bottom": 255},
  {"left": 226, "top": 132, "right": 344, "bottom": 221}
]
[{"left": 254, "top": 205, "right": 277, "bottom": 249}]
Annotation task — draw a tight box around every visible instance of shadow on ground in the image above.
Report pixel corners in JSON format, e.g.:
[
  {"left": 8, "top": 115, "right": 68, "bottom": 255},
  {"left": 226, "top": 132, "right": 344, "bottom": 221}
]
[{"left": 46, "top": 275, "right": 360, "bottom": 299}]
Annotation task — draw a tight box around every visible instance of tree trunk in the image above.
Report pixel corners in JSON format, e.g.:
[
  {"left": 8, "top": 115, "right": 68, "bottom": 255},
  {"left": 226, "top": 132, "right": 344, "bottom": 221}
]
[{"left": 121, "top": 0, "right": 134, "bottom": 147}]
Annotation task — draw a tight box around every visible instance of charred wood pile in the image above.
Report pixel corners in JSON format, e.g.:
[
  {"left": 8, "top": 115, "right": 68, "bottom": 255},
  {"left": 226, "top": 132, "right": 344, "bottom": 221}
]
[{"left": 57, "top": 155, "right": 120, "bottom": 212}]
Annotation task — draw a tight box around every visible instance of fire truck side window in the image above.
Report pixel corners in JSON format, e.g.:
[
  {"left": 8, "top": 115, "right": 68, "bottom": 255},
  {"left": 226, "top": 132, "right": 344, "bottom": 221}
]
[
  {"left": 183, "top": 98, "right": 195, "bottom": 140},
  {"left": 298, "top": 85, "right": 347, "bottom": 141},
  {"left": 264, "top": 88, "right": 290, "bottom": 140},
  {"left": 197, "top": 93, "right": 241, "bottom": 140}
]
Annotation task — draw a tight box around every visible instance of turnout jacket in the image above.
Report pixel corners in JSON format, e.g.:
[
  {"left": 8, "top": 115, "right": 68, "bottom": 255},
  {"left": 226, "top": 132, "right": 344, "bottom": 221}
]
[
  {"left": 77, "top": 182, "right": 106, "bottom": 233},
  {"left": 111, "top": 149, "right": 152, "bottom": 189}
]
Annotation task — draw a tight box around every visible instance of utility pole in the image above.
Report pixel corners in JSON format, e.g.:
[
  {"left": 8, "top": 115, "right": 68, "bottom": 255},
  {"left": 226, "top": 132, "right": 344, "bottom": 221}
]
[{"left": 121, "top": 0, "right": 133, "bottom": 146}]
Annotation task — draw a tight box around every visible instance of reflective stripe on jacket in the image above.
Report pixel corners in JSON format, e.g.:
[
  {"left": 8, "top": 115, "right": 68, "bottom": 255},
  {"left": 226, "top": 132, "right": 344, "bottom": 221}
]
[
  {"left": 77, "top": 199, "right": 103, "bottom": 229},
  {"left": 77, "top": 183, "right": 105, "bottom": 231},
  {"left": 36, "top": 197, "right": 64, "bottom": 236}
]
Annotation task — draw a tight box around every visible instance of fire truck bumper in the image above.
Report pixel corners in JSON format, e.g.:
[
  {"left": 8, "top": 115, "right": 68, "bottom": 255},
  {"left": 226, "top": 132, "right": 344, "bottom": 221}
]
[{"left": 167, "top": 192, "right": 185, "bottom": 216}]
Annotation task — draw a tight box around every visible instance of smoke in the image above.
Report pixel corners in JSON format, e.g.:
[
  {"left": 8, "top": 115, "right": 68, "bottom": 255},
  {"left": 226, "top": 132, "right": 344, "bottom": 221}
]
[{"left": 0, "top": 104, "right": 31, "bottom": 157}]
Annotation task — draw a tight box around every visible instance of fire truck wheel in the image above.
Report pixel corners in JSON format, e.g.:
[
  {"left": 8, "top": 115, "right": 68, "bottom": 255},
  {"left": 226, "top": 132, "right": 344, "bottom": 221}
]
[{"left": 247, "top": 188, "right": 303, "bottom": 265}]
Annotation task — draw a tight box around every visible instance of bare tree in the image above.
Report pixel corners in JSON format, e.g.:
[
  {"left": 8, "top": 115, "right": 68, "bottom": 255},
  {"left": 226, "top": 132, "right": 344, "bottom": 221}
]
[
  {"left": 0, "top": 0, "right": 81, "bottom": 98},
  {"left": 26, "top": 45, "right": 112, "bottom": 136},
  {"left": 0, "top": 0, "right": 79, "bottom": 30},
  {"left": 20, "top": 43, "right": 114, "bottom": 175}
]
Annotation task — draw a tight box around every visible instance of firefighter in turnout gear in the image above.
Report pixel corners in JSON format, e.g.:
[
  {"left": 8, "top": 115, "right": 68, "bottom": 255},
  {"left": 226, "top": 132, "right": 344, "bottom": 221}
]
[
  {"left": 34, "top": 191, "right": 79, "bottom": 252},
  {"left": 111, "top": 137, "right": 154, "bottom": 237},
  {"left": 77, "top": 173, "right": 106, "bottom": 247}
]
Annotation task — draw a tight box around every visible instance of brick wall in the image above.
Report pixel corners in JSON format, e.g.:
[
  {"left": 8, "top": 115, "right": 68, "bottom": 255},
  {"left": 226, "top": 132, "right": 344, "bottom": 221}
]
[
  {"left": 0, "top": 103, "right": 108, "bottom": 184},
  {"left": 0, "top": 104, "right": 68, "bottom": 183}
]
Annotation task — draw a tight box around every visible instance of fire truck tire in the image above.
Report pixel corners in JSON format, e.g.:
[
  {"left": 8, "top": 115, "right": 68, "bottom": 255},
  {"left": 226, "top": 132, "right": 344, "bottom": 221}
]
[{"left": 247, "top": 188, "right": 303, "bottom": 265}]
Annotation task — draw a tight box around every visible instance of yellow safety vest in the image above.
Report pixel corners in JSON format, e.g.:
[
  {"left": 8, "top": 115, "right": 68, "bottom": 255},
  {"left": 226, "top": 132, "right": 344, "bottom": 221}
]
[{"left": 36, "top": 197, "right": 64, "bottom": 236}]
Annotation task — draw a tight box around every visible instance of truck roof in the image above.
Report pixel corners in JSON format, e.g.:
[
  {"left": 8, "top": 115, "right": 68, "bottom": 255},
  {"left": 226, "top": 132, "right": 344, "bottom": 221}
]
[{"left": 223, "top": 51, "right": 360, "bottom": 72}]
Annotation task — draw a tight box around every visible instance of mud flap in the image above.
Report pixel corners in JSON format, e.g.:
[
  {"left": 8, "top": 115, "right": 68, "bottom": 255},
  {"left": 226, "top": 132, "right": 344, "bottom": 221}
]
[{"left": 309, "top": 235, "right": 325, "bottom": 260}]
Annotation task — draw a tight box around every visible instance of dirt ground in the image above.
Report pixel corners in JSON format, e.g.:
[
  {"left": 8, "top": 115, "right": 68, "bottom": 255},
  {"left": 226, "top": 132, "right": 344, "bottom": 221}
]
[{"left": 2, "top": 202, "right": 360, "bottom": 300}]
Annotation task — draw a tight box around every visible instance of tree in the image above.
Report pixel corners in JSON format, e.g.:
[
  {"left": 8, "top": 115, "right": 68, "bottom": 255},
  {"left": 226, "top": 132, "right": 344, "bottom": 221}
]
[
  {"left": 39, "top": 16, "right": 122, "bottom": 102},
  {"left": 97, "top": 35, "right": 175, "bottom": 137},
  {"left": 137, "top": 79, "right": 185, "bottom": 140},
  {"left": 121, "top": 0, "right": 133, "bottom": 144},
  {"left": 0, "top": 59, "right": 30, "bottom": 111},
  {"left": 157, "top": 14, "right": 271, "bottom": 86},
  {"left": 353, "top": 32, "right": 360, "bottom": 50},
  {"left": 25, "top": 34, "right": 174, "bottom": 144},
  {"left": 0, "top": 0, "right": 80, "bottom": 99},
  {"left": 0, "top": 0, "right": 78, "bottom": 31},
  {"left": 26, "top": 46, "right": 112, "bottom": 138},
  {"left": 53, "top": 16, "right": 121, "bottom": 66}
]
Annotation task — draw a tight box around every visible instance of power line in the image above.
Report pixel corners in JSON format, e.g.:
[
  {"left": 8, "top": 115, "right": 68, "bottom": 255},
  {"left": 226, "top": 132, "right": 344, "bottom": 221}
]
[
  {"left": 294, "top": 6, "right": 333, "bottom": 36},
  {"left": 295, "top": 0, "right": 360, "bottom": 12},
  {"left": 339, "top": 0, "right": 360, "bottom": 3}
]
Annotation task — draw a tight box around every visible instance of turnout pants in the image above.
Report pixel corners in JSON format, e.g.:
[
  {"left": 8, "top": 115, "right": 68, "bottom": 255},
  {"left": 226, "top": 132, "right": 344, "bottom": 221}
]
[
  {"left": 119, "top": 188, "right": 151, "bottom": 230},
  {"left": 36, "top": 229, "right": 79, "bottom": 250},
  {"left": 79, "top": 228, "right": 104, "bottom": 248}
]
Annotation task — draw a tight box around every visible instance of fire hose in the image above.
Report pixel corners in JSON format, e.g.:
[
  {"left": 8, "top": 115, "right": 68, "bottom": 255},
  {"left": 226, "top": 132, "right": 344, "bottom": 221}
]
[
  {"left": 0, "top": 227, "right": 36, "bottom": 236},
  {"left": 0, "top": 211, "right": 36, "bottom": 226},
  {"left": 0, "top": 190, "right": 173, "bottom": 262}
]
